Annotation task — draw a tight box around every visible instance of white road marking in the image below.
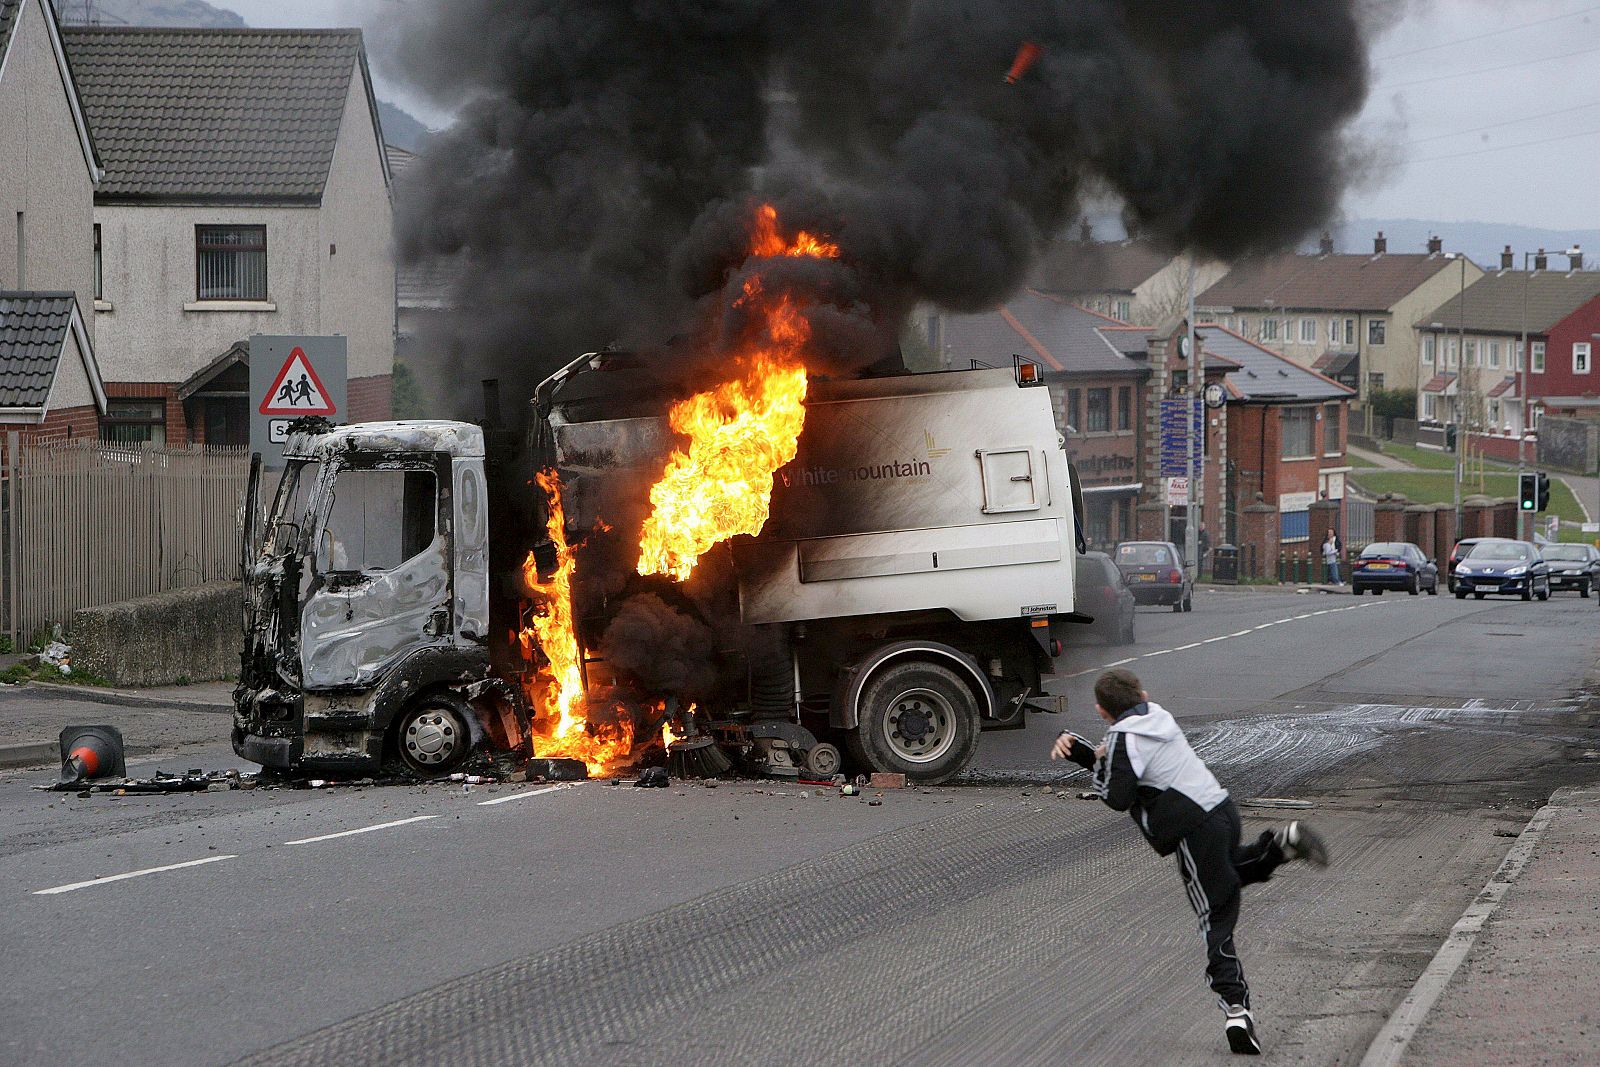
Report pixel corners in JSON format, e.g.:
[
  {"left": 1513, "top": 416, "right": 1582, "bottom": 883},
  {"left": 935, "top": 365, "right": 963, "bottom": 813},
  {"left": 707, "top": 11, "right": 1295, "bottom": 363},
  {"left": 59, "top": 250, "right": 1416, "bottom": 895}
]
[
  {"left": 283, "top": 814, "right": 438, "bottom": 846},
  {"left": 1061, "top": 599, "right": 1393, "bottom": 678},
  {"left": 1359, "top": 799, "right": 1559, "bottom": 1067},
  {"left": 477, "top": 784, "right": 571, "bottom": 807},
  {"left": 33, "top": 854, "right": 236, "bottom": 895}
]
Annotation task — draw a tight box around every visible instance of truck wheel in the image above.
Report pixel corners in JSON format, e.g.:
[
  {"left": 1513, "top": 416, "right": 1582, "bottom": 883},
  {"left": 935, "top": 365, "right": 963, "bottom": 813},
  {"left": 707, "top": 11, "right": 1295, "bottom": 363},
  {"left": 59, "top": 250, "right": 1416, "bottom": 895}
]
[
  {"left": 391, "top": 694, "right": 474, "bottom": 777},
  {"left": 846, "top": 661, "right": 979, "bottom": 785}
]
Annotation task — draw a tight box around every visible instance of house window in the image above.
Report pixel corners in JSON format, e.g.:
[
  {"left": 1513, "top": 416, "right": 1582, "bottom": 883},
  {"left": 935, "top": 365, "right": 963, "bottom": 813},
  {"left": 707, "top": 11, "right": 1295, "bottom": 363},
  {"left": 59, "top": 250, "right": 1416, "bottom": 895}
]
[
  {"left": 1344, "top": 318, "right": 1355, "bottom": 346},
  {"left": 1488, "top": 341, "right": 1500, "bottom": 368},
  {"left": 1086, "top": 387, "right": 1112, "bottom": 432},
  {"left": 1065, "top": 389, "right": 1081, "bottom": 433},
  {"left": 1329, "top": 317, "right": 1339, "bottom": 343},
  {"left": 93, "top": 224, "right": 102, "bottom": 301},
  {"left": 1117, "top": 386, "right": 1132, "bottom": 430},
  {"left": 1368, "top": 372, "right": 1386, "bottom": 391},
  {"left": 1514, "top": 341, "right": 1524, "bottom": 371},
  {"left": 1280, "top": 406, "right": 1315, "bottom": 458},
  {"left": 1262, "top": 318, "right": 1280, "bottom": 341},
  {"left": 101, "top": 399, "right": 166, "bottom": 446},
  {"left": 1465, "top": 340, "right": 1477, "bottom": 367},
  {"left": 1423, "top": 335, "right": 1435, "bottom": 364},
  {"left": 1300, "top": 318, "right": 1316, "bottom": 343},
  {"left": 1576, "top": 342, "right": 1592, "bottom": 374},
  {"left": 1488, "top": 399, "right": 1501, "bottom": 425},
  {"left": 1422, "top": 393, "right": 1437, "bottom": 420},
  {"left": 1114, "top": 299, "right": 1131, "bottom": 321},
  {"left": 196, "top": 224, "right": 267, "bottom": 301},
  {"left": 1446, "top": 338, "right": 1458, "bottom": 368},
  {"left": 1368, "top": 318, "right": 1387, "bottom": 345},
  {"left": 1323, "top": 403, "right": 1341, "bottom": 454},
  {"left": 1238, "top": 318, "right": 1250, "bottom": 337},
  {"left": 1532, "top": 341, "right": 1546, "bottom": 373}
]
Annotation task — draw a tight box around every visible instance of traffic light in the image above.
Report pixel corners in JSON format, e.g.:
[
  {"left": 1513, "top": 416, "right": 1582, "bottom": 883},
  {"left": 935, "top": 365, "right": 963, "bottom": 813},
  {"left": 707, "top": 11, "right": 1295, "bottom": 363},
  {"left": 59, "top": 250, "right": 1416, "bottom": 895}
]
[
  {"left": 1519, "top": 472, "right": 1538, "bottom": 511},
  {"left": 1536, "top": 471, "right": 1550, "bottom": 512}
]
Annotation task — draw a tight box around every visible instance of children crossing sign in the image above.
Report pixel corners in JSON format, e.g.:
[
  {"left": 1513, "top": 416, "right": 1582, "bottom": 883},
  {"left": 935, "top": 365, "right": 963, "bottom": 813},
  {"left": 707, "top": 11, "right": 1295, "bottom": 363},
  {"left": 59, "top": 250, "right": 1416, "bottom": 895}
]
[{"left": 249, "top": 335, "right": 347, "bottom": 466}]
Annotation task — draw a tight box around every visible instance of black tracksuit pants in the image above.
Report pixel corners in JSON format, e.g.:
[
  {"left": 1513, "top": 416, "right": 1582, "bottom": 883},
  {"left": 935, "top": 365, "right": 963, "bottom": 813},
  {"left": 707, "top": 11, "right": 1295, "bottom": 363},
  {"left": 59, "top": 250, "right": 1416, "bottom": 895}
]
[{"left": 1173, "top": 798, "right": 1284, "bottom": 1009}]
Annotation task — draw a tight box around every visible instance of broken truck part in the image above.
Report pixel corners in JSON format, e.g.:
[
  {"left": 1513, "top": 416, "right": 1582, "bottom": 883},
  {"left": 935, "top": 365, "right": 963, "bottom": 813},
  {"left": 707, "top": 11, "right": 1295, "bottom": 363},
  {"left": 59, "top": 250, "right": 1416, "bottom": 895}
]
[{"left": 233, "top": 360, "right": 1085, "bottom": 784}]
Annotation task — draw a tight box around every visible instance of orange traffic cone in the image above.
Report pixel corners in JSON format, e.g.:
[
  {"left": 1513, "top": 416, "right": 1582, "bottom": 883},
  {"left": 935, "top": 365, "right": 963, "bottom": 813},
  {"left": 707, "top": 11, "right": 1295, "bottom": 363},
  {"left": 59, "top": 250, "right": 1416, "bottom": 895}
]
[{"left": 57, "top": 725, "right": 125, "bottom": 787}]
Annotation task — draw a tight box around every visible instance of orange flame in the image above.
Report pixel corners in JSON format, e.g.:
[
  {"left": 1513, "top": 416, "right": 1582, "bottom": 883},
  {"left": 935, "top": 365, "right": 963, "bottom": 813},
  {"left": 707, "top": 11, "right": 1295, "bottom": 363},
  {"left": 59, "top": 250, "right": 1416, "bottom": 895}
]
[
  {"left": 637, "top": 205, "right": 838, "bottom": 581},
  {"left": 519, "top": 469, "right": 633, "bottom": 776}
]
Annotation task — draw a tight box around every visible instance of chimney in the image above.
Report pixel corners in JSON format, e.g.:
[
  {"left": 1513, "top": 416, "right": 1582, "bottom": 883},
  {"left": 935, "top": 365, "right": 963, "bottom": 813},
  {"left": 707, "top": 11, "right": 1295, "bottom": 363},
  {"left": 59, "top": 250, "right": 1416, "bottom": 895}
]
[
  {"left": 1319, "top": 231, "right": 1334, "bottom": 255},
  {"left": 1079, "top": 220, "right": 1092, "bottom": 243},
  {"left": 1373, "top": 231, "right": 1387, "bottom": 254},
  {"left": 1534, "top": 248, "right": 1548, "bottom": 271},
  {"left": 1500, "top": 245, "right": 1513, "bottom": 270},
  {"left": 1426, "top": 234, "right": 1442, "bottom": 254},
  {"left": 1572, "top": 245, "right": 1583, "bottom": 270}
]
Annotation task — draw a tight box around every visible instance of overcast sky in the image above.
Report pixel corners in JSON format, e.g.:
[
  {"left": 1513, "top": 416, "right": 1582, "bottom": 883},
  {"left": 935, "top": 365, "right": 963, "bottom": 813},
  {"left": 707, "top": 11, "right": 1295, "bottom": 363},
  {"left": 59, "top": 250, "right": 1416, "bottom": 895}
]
[{"left": 213, "top": 0, "right": 1600, "bottom": 231}]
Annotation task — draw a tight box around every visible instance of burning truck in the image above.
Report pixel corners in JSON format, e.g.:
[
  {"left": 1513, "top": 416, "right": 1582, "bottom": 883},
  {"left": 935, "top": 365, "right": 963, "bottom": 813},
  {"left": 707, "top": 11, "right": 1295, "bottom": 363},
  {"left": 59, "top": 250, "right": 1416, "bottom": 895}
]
[{"left": 234, "top": 211, "right": 1087, "bottom": 784}]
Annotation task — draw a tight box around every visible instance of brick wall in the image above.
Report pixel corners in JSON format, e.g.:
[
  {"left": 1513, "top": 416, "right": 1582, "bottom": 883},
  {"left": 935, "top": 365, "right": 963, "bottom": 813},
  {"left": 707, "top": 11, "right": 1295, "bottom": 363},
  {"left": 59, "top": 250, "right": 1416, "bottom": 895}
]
[{"left": 348, "top": 373, "right": 393, "bottom": 423}]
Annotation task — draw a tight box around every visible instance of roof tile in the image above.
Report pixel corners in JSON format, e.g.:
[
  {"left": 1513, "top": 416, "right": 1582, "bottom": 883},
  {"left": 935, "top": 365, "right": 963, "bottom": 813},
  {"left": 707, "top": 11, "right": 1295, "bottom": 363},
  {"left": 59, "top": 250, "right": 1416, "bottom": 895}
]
[
  {"left": 0, "top": 293, "right": 76, "bottom": 409},
  {"left": 1417, "top": 270, "right": 1600, "bottom": 335},
  {"left": 1199, "top": 253, "right": 1456, "bottom": 313},
  {"left": 61, "top": 27, "right": 361, "bottom": 202}
]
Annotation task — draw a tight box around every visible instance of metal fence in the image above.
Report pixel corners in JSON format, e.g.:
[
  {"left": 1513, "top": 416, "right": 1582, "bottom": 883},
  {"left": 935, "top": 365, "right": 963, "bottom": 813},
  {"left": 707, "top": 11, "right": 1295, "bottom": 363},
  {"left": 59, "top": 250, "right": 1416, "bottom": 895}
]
[
  {"left": 1345, "top": 496, "right": 1374, "bottom": 547},
  {"left": 2, "top": 435, "right": 250, "bottom": 644}
]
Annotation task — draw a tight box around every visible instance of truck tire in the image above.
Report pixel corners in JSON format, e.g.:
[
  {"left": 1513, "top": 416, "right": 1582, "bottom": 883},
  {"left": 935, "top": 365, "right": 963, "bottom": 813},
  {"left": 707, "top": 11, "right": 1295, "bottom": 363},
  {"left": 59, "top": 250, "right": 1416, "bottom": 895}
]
[
  {"left": 389, "top": 694, "right": 475, "bottom": 777},
  {"left": 846, "top": 661, "right": 979, "bottom": 785}
]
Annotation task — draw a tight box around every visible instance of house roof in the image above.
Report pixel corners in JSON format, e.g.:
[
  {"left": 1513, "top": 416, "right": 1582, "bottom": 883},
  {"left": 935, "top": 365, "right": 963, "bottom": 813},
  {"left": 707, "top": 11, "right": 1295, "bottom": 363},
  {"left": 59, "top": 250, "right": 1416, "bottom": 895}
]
[
  {"left": 385, "top": 144, "right": 459, "bottom": 310},
  {"left": 61, "top": 27, "right": 375, "bottom": 203},
  {"left": 0, "top": 1, "right": 21, "bottom": 66},
  {"left": 1486, "top": 376, "right": 1517, "bottom": 399},
  {"left": 1198, "top": 325, "right": 1354, "bottom": 403},
  {"left": 1415, "top": 270, "right": 1600, "bottom": 336},
  {"left": 1311, "top": 350, "right": 1360, "bottom": 378},
  {"left": 1036, "top": 239, "right": 1177, "bottom": 296},
  {"left": 1420, "top": 373, "right": 1457, "bottom": 394},
  {"left": 0, "top": 292, "right": 105, "bottom": 411},
  {"left": 1198, "top": 252, "right": 1456, "bottom": 313},
  {"left": 940, "top": 290, "right": 1151, "bottom": 376},
  {"left": 177, "top": 339, "right": 248, "bottom": 400}
]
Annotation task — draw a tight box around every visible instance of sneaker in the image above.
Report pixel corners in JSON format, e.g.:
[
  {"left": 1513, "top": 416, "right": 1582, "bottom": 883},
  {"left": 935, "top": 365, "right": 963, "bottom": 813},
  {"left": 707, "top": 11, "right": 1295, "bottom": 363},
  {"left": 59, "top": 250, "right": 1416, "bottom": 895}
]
[
  {"left": 1224, "top": 1006, "right": 1261, "bottom": 1055},
  {"left": 1277, "top": 820, "right": 1330, "bottom": 867}
]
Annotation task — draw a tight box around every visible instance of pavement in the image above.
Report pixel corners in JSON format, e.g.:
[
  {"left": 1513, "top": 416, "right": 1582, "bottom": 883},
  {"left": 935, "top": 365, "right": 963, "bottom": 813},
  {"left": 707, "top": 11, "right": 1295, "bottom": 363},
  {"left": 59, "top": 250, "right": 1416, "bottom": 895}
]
[
  {"left": 0, "top": 680, "right": 232, "bottom": 767},
  {"left": 2, "top": 590, "right": 1598, "bottom": 1066}
]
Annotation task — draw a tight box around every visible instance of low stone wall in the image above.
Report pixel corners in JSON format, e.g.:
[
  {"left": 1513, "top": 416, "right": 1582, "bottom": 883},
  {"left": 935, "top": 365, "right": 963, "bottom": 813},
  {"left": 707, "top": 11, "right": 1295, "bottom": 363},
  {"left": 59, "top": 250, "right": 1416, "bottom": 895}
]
[{"left": 69, "top": 581, "right": 240, "bottom": 687}]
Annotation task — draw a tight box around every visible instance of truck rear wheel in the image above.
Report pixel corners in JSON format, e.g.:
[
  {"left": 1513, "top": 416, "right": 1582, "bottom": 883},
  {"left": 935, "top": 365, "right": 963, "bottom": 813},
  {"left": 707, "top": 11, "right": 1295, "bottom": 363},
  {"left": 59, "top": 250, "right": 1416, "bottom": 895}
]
[
  {"left": 846, "top": 661, "right": 979, "bottom": 785},
  {"left": 390, "top": 694, "right": 474, "bottom": 778}
]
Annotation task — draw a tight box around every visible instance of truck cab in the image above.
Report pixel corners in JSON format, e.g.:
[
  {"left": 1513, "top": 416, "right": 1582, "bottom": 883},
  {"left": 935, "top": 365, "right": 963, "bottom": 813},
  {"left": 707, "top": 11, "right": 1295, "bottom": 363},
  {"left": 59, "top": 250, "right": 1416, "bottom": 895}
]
[{"left": 233, "top": 420, "right": 528, "bottom": 777}]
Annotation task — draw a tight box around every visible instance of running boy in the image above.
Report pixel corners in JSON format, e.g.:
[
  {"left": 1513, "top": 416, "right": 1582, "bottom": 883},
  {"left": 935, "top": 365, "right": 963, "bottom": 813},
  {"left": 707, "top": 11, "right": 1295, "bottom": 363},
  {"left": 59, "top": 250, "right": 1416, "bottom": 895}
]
[{"left": 1051, "top": 667, "right": 1329, "bottom": 1055}]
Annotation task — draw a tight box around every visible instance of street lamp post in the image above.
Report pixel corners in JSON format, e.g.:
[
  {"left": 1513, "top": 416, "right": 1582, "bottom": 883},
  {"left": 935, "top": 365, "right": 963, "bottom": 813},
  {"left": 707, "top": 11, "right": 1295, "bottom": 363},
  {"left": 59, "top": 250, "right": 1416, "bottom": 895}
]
[
  {"left": 1449, "top": 254, "right": 1467, "bottom": 538},
  {"left": 1184, "top": 260, "right": 1199, "bottom": 579}
]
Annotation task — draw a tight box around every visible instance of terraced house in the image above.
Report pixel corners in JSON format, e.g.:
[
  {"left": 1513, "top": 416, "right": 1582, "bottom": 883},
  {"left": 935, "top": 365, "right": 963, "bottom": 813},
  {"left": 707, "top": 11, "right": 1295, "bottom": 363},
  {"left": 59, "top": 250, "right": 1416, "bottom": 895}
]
[{"left": 62, "top": 24, "right": 395, "bottom": 446}]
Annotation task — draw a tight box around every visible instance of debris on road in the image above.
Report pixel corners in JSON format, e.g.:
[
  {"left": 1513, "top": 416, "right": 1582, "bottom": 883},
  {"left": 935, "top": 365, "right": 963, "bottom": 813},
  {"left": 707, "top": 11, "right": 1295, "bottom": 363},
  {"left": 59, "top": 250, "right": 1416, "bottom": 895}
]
[
  {"left": 54, "top": 724, "right": 125, "bottom": 787},
  {"left": 1241, "top": 797, "right": 1315, "bottom": 810},
  {"left": 634, "top": 766, "right": 670, "bottom": 788},
  {"left": 870, "top": 772, "right": 906, "bottom": 789}
]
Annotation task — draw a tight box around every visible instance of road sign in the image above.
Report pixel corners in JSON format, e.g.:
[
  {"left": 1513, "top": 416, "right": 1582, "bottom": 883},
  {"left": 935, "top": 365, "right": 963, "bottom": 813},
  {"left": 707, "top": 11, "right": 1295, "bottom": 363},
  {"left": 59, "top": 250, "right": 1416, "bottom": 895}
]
[
  {"left": 250, "top": 335, "right": 347, "bottom": 466},
  {"left": 1159, "top": 397, "right": 1204, "bottom": 478}
]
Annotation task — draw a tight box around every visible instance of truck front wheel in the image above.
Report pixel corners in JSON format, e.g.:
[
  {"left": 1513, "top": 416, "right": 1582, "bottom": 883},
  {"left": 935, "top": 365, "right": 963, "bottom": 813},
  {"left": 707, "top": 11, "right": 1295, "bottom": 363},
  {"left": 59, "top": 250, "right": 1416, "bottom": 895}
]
[
  {"left": 847, "top": 661, "right": 980, "bottom": 785},
  {"left": 390, "top": 694, "right": 475, "bottom": 777}
]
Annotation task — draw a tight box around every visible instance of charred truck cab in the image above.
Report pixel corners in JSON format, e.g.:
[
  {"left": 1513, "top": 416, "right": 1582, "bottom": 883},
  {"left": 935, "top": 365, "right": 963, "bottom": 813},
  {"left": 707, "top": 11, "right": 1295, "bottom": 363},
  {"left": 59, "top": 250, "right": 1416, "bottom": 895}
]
[
  {"left": 234, "top": 420, "right": 530, "bottom": 777},
  {"left": 236, "top": 362, "right": 1084, "bottom": 783}
]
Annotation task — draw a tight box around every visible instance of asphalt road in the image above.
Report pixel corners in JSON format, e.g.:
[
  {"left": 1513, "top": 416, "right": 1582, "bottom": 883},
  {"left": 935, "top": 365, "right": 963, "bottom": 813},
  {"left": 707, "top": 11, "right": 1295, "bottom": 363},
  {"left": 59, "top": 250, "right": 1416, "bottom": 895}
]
[{"left": 1, "top": 588, "right": 1595, "bottom": 1066}]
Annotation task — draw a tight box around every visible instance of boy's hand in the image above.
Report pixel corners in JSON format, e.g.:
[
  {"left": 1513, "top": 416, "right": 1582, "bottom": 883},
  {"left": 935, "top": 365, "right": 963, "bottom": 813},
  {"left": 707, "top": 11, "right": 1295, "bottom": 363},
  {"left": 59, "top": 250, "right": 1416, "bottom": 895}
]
[{"left": 1050, "top": 730, "right": 1098, "bottom": 768}]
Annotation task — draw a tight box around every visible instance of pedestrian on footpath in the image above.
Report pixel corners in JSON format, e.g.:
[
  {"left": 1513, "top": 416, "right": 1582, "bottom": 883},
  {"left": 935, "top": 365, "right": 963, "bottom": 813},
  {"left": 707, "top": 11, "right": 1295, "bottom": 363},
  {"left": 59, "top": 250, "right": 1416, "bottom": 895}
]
[
  {"left": 1321, "top": 528, "right": 1342, "bottom": 585},
  {"left": 1051, "top": 668, "right": 1330, "bottom": 1056}
]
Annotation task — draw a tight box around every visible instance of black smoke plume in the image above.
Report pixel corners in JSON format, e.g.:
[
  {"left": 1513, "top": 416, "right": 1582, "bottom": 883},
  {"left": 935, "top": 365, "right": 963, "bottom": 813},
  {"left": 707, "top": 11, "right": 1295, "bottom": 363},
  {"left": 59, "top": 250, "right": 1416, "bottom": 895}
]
[{"left": 386, "top": 0, "right": 1372, "bottom": 404}]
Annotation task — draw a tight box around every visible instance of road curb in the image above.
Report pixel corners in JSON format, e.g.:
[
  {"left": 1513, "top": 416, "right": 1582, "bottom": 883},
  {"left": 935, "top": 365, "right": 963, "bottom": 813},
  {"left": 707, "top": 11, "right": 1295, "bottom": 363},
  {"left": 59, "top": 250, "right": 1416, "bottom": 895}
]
[
  {"left": 0, "top": 740, "right": 59, "bottom": 769},
  {"left": 1357, "top": 789, "right": 1569, "bottom": 1067},
  {"left": 12, "top": 680, "right": 233, "bottom": 714}
]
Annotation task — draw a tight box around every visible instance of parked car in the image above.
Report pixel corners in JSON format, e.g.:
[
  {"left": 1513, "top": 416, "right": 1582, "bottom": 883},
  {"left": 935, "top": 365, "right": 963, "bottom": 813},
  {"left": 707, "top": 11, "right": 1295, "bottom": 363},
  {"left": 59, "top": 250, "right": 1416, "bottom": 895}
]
[
  {"left": 1075, "top": 551, "right": 1136, "bottom": 644},
  {"left": 1114, "top": 541, "right": 1193, "bottom": 612},
  {"left": 1446, "top": 536, "right": 1511, "bottom": 594},
  {"left": 1453, "top": 540, "right": 1550, "bottom": 601},
  {"left": 1539, "top": 543, "right": 1600, "bottom": 598},
  {"left": 1351, "top": 541, "right": 1439, "bottom": 596}
]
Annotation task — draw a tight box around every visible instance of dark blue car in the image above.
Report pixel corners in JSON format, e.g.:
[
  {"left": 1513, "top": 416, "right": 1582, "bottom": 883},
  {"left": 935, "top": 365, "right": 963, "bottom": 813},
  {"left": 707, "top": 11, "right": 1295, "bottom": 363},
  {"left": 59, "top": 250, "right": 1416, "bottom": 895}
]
[
  {"left": 1351, "top": 542, "right": 1439, "bottom": 596},
  {"left": 1452, "top": 540, "right": 1551, "bottom": 601}
]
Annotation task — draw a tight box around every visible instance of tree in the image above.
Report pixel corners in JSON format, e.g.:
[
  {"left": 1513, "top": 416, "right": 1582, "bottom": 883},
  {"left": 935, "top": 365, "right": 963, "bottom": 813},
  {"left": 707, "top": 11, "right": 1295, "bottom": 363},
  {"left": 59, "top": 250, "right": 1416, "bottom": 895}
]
[
  {"left": 1367, "top": 388, "right": 1416, "bottom": 421},
  {"left": 391, "top": 360, "right": 427, "bottom": 419}
]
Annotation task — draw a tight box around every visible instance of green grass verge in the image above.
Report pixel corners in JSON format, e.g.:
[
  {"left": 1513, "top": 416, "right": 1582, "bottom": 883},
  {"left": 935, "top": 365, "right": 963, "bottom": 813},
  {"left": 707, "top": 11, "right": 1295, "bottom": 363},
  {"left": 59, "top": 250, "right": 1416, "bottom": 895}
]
[{"left": 1350, "top": 470, "right": 1594, "bottom": 541}]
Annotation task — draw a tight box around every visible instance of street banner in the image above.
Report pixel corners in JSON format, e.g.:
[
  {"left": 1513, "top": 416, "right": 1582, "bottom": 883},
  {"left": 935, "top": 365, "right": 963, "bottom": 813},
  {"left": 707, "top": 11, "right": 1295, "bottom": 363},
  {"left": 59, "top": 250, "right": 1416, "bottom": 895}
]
[
  {"left": 1159, "top": 397, "right": 1204, "bottom": 478},
  {"left": 250, "top": 335, "right": 347, "bottom": 466}
]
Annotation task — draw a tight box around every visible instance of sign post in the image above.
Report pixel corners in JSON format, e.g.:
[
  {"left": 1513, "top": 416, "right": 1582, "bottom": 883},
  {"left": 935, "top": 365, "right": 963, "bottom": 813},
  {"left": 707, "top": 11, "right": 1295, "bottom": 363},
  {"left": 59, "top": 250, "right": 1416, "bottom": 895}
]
[{"left": 250, "top": 335, "right": 347, "bottom": 467}]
